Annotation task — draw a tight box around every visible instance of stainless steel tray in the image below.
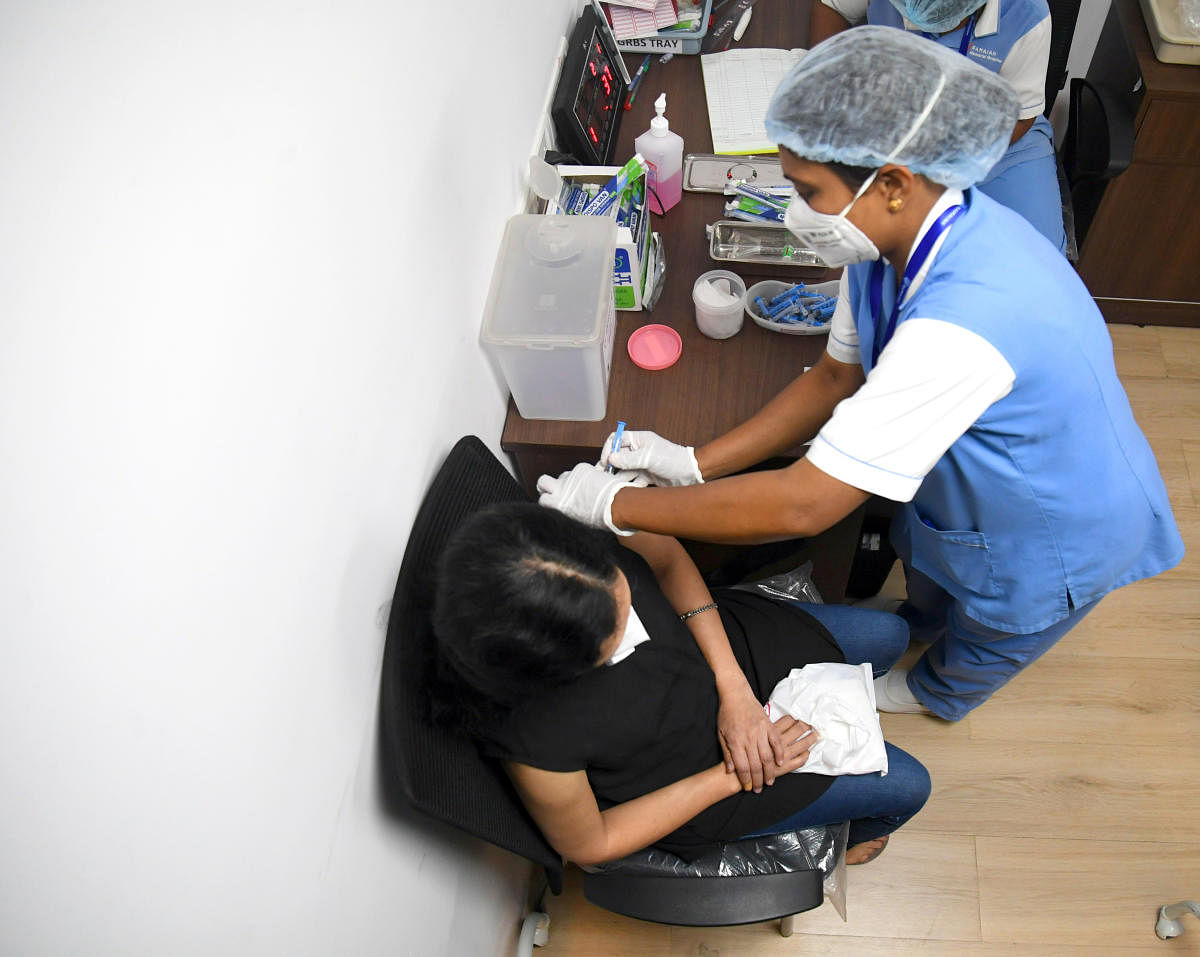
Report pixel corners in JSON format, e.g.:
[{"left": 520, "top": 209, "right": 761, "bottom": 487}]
[
  {"left": 683, "top": 154, "right": 791, "bottom": 193},
  {"left": 708, "top": 221, "right": 825, "bottom": 268}
]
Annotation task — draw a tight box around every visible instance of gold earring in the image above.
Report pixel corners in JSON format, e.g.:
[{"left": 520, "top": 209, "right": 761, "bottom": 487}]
[{"left": 888, "top": 198, "right": 904, "bottom": 212}]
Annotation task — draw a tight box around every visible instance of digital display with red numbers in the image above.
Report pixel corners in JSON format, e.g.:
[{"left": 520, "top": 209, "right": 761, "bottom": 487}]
[
  {"left": 572, "top": 31, "right": 620, "bottom": 157},
  {"left": 551, "top": 8, "right": 628, "bottom": 165}
]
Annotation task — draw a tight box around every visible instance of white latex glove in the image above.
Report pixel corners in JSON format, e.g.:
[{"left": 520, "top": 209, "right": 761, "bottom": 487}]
[
  {"left": 536, "top": 463, "right": 644, "bottom": 536},
  {"left": 597, "top": 429, "right": 703, "bottom": 487}
]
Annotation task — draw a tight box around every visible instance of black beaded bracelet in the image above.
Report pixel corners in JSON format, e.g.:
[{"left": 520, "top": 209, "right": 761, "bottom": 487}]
[{"left": 679, "top": 601, "right": 718, "bottom": 621}]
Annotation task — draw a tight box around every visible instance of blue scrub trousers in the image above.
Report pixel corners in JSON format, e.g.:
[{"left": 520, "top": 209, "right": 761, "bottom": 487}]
[
  {"left": 977, "top": 115, "right": 1067, "bottom": 254},
  {"left": 901, "top": 565, "right": 1101, "bottom": 721},
  {"left": 737, "top": 601, "right": 932, "bottom": 846}
]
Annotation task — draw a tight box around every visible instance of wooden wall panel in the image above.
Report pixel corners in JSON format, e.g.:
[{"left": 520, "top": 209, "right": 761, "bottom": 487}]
[{"left": 1079, "top": 163, "right": 1200, "bottom": 302}]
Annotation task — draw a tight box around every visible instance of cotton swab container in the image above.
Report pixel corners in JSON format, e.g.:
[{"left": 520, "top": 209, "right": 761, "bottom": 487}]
[{"left": 692, "top": 269, "right": 746, "bottom": 339}]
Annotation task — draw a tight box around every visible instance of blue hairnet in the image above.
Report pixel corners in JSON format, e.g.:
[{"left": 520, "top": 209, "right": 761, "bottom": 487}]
[
  {"left": 764, "top": 26, "right": 1018, "bottom": 189},
  {"left": 886, "top": 0, "right": 987, "bottom": 34}
]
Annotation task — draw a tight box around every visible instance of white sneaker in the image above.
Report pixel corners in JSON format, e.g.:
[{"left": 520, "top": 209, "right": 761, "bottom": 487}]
[
  {"left": 852, "top": 594, "right": 903, "bottom": 614},
  {"left": 873, "top": 669, "right": 931, "bottom": 715}
]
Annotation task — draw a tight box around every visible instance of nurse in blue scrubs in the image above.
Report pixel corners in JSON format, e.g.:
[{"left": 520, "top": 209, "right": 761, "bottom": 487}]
[
  {"left": 810, "top": 0, "right": 1067, "bottom": 251},
  {"left": 536, "top": 28, "right": 1184, "bottom": 722}
]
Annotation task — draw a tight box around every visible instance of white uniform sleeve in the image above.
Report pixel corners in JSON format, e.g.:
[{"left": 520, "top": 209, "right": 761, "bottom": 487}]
[
  {"left": 824, "top": 272, "right": 860, "bottom": 364},
  {"left": 1001, "top": 16, "right": 1051, "bottom": 119},
  {"left": 820, "top": 0, "right": 870, "bottom": 24},
  {"left": 806, "top": 318, "right": 1015, "bottom": 501}
]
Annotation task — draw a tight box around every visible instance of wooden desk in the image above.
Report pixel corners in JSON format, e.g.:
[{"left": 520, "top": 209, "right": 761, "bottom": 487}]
[
  {"left": 501, "top": 3, "right": 867, "bottom": 601},
  {"left": 1077, "top": 0, "right": 1200, "bottom": 327}
]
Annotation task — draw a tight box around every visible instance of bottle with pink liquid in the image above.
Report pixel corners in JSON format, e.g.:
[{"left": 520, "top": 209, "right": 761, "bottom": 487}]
[{"left": 634, "top": 93, "right": 684, "bottom": 215}]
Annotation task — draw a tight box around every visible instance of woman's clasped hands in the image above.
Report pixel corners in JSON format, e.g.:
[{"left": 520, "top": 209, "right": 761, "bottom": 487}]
[{"left": 717, "top": 682, "right": 817, "bottom": 793}]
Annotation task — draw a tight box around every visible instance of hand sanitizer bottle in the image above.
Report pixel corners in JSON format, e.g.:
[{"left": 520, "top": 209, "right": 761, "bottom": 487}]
[{"left": 634, "top": 93, "right": 684, "bottom": 215}]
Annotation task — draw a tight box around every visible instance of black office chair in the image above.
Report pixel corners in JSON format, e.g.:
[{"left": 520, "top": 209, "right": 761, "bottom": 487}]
[
  {"left": 1053, "top": 0, "right": 1138, "bottom": 254},
  {"left": 377, "top": 436, "right": 840, "bottom": 940},
  {"left": 1043, "top": 0, "right": 1085, "bottom": 260},
  {"left": 1044, "top": 0, "right": 1082, "bottom": 121},
  {"left": 1060, "top": 76, "right": 1136, "bottom": 250}
]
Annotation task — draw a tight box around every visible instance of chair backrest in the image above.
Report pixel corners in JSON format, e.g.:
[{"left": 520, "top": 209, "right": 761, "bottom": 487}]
[
  {"left": 1044, "top": 0, "right": 1082, "bottom": 117},
  {"left": 1058, "top": 0, "right": 1139, "bottom": 250},
  {"left": 1061, "top": 76, "right": 1136, "bottom": 247},
  {"left": 377, "top": 435, "right": 565, "bottom": 892}
]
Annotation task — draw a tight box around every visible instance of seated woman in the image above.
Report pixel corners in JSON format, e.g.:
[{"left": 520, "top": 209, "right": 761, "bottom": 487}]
[{"left": 430, "top": 502, "right": 930, "bottom": 867}]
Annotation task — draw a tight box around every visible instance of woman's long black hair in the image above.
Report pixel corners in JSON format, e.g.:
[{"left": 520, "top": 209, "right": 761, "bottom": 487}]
[
  {"left": 826, "top": 161, "right": 877, "bottom": 191},
  {"left": 430, "top": 502, "right": 620, "bottom": 735}
]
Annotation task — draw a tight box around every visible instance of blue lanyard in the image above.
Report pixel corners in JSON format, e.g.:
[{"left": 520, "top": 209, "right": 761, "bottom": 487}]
[
  {"left": 869, "top": 203, "right": 966, "bottom": 366},
  {"left": 922, "top": 10, "right": 978, "bottom": 54}
]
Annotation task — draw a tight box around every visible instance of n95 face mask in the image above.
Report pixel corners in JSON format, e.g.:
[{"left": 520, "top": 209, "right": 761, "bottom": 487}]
[
  {"left": 606, "top": 605, "right": 650, "bottom": 665},
  {"left": 784, "top": 179, "right": 882, "bottom": 268},
  {"left": 783, "top": 71, "right": 950, "bottom": 268}
]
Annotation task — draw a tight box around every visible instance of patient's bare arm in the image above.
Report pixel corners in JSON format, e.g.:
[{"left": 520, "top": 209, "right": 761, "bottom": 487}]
[
  {"left": 505, "top": 714, "right": 817, "bottom": 866},
  {"left": 621, "top": 531, "right": 784, "bottom": 792}
]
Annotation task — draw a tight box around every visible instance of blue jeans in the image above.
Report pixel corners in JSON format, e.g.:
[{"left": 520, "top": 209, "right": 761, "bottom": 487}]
[
  {"left": 741, "top": 601, "right": 928, "bottom": 845},
  {"left": 741, "top": 742, "right": 931, "bottom": 846},
  {"left": 902, "top": 565, "right": 1101, "bottom": 721},
  {"left": 787, "top": 600, "right": 909, "bottom": 677}
]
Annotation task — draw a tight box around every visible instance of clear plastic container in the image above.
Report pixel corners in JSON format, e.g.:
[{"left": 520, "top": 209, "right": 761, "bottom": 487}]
[
  {"left": 692, "top": 269, "right": 746, "bottom": 339},
  {"left": 480, "top": 215, "right": 618, "bottom": 421}
]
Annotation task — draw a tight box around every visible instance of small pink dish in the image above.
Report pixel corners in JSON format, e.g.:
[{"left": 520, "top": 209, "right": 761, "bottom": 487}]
[{"left": 627, "top": 324, "right": 683, "bottom": 371}]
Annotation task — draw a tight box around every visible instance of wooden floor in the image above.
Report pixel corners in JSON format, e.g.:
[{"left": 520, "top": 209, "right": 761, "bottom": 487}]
[{"left": 538, "top": 324, "right": 1200, "bottom": 956}]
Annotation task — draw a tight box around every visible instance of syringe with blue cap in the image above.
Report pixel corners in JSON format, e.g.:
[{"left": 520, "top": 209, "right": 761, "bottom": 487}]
[
  {"left": 724, "top": 197, "right": 786, "bottom": 224},
  {"left": 605, "top": 421, "right": 627, "bottom": 473},
  {"left": 725, "top": 179, "right": 790, "bottom": 210},
  {"left": 723, "top": 180, "right": 790, "bottom": 224},
  {"left": 754, "top": 283, "right": 815, "bottom": 317},
  {"left": 754, "top": 284, "right": 838, "bottom": 324},
  {"left": 781, "top": 296, "right": 838, "bottom": 325}
]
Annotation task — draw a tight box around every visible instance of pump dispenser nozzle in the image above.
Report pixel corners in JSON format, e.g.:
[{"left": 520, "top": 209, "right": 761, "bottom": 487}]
[{"left": 651, "top": 94, "right": 669, "bottom": 136}]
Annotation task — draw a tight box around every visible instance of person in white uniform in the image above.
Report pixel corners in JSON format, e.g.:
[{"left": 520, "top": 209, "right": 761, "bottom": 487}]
[
  {"left": 536, "top": 28, "right": 1183, "bottom": 722},
  {"left": 810, "top": 0, "right": 1067, "bottom": 251}
]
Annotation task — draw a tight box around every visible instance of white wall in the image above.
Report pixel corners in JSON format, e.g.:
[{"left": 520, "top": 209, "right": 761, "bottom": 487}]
[
  {"left": 0, "top": 2, "right": 574, "bottom": 954},
  {"left": 1050, "top": 0, "right": 1113, "bottom": 137}
]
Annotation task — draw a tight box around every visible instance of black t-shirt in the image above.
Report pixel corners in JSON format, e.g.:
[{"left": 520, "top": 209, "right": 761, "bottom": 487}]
[{"left": 479, "top": 546, "right": 845, "bottom": 859}]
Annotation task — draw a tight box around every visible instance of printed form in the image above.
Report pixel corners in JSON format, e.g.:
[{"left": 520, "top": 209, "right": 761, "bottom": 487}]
[{"left": 700, "top": 48, "right": 807, "bottom": 155}]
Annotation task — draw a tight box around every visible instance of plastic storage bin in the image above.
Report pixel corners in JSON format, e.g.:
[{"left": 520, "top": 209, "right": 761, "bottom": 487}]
[{"left": 480, "top": 215, "right": 618, "bottom": 421}]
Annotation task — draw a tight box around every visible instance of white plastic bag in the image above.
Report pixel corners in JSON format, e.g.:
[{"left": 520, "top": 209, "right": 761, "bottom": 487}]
[{"left": 767, "top": 662, "right": 888, "bottom": 776}]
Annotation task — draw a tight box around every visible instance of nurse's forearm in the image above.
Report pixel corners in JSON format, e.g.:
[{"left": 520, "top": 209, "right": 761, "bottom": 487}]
[
  {"left": 623, "top": 534, "right": 742, "bottom": 683},
  {"left": 609, "top": 460, "right": 868, "bottom": 544},
  {"left": 808, "top": 2, "right": 851, "bottom": 44},
  {"left": 1010, "top": 117, "right": 1034, "bottom": 144},
  {"left": 696, "top": 355, "right": 862, "bottom": 481}
]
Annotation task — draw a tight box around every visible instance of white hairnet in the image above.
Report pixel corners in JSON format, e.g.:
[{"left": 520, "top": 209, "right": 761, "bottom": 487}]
[
  {"left": 886, "top": 0, "right": 987, "bottom": 34},
  {"left": 764, "top": 26, "right": 1019, "bottom": 189}
]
